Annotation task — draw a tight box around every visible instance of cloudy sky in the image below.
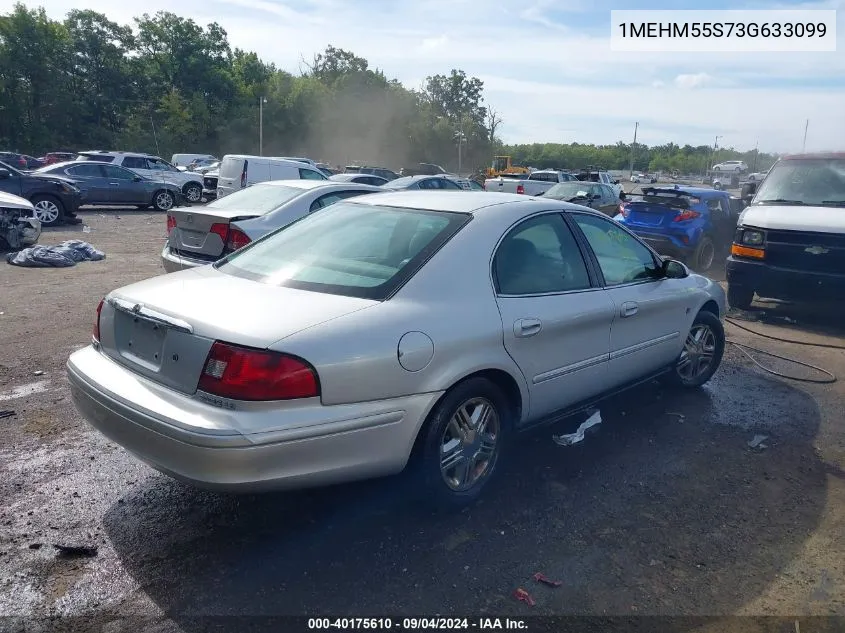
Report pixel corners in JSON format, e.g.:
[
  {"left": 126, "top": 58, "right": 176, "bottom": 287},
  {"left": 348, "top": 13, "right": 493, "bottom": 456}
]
[{"left": 26, "top": 0, "right": 845, "bottom": 152}]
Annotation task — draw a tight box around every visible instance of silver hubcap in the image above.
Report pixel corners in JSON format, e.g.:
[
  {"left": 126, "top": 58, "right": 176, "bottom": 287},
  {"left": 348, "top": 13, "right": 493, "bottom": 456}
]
[
  {"left": 34, "top": 200, "right": 59, "bottom": 223},
  {"left": 156, "top": 192, "right": 173, "bottom": 210},
  {"left": 440, "top": 398, "right": 499, "bottom": 492},
  {"left": 186, "top": 186, "right": 201, "bottom": 202},
  {"left": 677, "top": 324, "right": 717, "bottom": 381}
]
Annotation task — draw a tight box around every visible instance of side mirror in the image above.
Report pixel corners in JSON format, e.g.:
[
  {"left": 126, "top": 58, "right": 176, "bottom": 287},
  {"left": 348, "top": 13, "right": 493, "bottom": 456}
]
[
  {"left": 0, "top": 168, "right": 9, "bottom": 179},
  {"left": 614, "top": 180, "right": 620, "bottom": 185},
  {"left": 591, "top": 193, "right": 601, "bottom": 200},
  {"left": 619, "top": 191, "right": 627, "bottom": 200},
  {"left": 662, "top": 258, "right": 689, "bottom": 279},
  {"left": 133, "top": 176, "right": 143, "bottom": 182}
]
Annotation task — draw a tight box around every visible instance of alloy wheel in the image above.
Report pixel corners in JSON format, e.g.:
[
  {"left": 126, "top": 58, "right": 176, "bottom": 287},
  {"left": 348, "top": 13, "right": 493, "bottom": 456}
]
[
  {"left": 439, "top": 397, "right": 500, "bottom": 492},
  {"left": 34, "top": 200, "right": 60, "bottom": 224},
  {"left": 676, "top": 324, "right": 717, "bottom": 381},
  {"left": 156, "top": 192, "right": 174, "bottom": 211},
  {"left": 185, "top": 186, "right": 201, "bottom": 202}
]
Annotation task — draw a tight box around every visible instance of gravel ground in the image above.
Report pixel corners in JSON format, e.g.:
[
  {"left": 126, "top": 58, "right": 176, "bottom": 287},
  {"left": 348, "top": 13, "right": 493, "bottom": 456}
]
[{"left": 1, "top": 208, "right": 844, "bottom": 632}]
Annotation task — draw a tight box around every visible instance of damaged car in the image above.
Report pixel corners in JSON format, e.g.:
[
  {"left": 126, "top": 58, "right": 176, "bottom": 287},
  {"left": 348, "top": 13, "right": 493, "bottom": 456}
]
[{"left": 0, "top": 191, "right": 41, "bottom": 251}]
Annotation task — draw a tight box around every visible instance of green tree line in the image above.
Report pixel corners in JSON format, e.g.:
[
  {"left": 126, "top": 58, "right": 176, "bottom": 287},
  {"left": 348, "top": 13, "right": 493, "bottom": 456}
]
[{"left": 1, "top": 3, "right": 774, "bottom": 174}]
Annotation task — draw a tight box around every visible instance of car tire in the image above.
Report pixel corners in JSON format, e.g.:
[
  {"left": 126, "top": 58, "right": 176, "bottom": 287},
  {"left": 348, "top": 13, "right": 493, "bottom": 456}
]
[
  {"left": 690, "top": 235, "right": 716, "bottom": 271},
  {"left": 713, "top": 166, "right": 720, "bottom": 172},
  {"left": 30, "top": 195, "right": 64, "bottom": 227},
  {"left": 414, "top": 377, "right": 512, "bottom": 509},
  {"left": 666, "top": 310, "right": 725, "bottom": 389},
  {"left": 183, "top": 183, "right": 202, "bottom": 204},
  {"left": 727, "top": 284, "right": 755, "bottom": 311},
  {"left": 152, "top": 190, "right": 175, "bottom": 212}
]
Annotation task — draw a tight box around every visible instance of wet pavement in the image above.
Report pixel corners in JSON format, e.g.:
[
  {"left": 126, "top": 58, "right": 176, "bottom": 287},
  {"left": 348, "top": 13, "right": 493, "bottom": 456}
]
[{"left": 1, "top": 212, "right": 845, "bottom": 631}]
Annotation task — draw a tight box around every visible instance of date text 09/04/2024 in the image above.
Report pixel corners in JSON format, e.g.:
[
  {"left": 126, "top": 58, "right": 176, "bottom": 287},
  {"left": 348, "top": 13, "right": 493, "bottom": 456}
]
[{"left": 307, "top": 618, "right": 528, "bottom": 630}]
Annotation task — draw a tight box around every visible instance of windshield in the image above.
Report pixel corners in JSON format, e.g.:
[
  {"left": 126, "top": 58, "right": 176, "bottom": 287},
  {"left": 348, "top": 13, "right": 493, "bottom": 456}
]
[
  {"left": 753, "top": 158, "right": 845, "bottom": 207},
  {"left": 545, "top": 183, "right": 593, "bottom": 199},
  {"left": 216, "top": 202, "right": 469, "bottom": 299},
  {"left": 205, "top": 183, "right": 304, "bottom": 213}
]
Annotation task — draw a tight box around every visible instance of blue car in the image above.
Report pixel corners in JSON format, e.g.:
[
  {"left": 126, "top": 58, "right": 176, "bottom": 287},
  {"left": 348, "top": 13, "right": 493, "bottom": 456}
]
[{"left": 615, "top": 185, "right": 738, "bottom": 271}]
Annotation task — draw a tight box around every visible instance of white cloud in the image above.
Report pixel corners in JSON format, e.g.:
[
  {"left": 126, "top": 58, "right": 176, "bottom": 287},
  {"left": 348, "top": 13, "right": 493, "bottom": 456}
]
[
  {"left": 19, "top": 0, "right": 845, "bottom": 152},
  {"left": 674, "top": 73, "right": 713, "bottom": 89}
]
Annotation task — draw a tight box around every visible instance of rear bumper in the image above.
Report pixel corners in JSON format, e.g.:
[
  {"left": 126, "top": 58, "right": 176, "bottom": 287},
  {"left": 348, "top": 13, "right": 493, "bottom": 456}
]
[
  {"left": 726, "top": 256, "right": 845, "bottom": 301},
  {"left": 67, "top": 346, "right": 441, "bottom": 492},
  {"left": 160, "top": 244, "right": 212, "bottom": 272},
  {"left": 636, "top": 234, "right": 693, "bottom": 259}
]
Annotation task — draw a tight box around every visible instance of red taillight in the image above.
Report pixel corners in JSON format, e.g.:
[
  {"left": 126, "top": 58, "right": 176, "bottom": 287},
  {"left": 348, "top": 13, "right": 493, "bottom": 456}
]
[
  {"left": 516, "top": 184, "right": 525, "bottom": 194},
  {"left": 618, "top": 203, "right": 629, "bottom": 218},
  {"left": 673, "top": 210, "right": 701, "bottom": 222},
  {"left": 93, "top": 299, "right": 104, "bottom": 343},
  {"left": 166, "top": 214, "right": 176, "bottom": 235},
  {"left": 198, "top": 341, "right": 319, "bottom": 401},
  {"left": 227, "top": 228, "right": 251, "bottom": 251},
  {"left": 209, "top": 223, "right": 251, "bottom": 253},
  {"left": 209, "top": 222, "right": 228, "bottom": 243}
]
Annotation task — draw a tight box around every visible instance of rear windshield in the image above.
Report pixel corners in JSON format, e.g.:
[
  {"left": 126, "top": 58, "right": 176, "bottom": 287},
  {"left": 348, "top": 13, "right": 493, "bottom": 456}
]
[
  {"left": 382, "top": 177, "right": 416, "bottom": 189},
  {"left": 545, "top": 183, "right": 594, "bottom": 199},
  {"left": 205, "top": 183, "right": 304, "bottom": 213},
  {"left": 219, "top": 158, "right": 246, "bottom": 179},
  {"left": 216, "top": 202, "right": 470, "bottom": 300},
  {"left": 753, "top": 158, "right": 845, "bottom": 207}
]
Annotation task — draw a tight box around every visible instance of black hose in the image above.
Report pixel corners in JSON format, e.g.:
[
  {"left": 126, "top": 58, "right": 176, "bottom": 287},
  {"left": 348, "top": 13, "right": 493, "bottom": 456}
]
[{"left": 724, "top": 317, "right": 839, "bottom": 384}]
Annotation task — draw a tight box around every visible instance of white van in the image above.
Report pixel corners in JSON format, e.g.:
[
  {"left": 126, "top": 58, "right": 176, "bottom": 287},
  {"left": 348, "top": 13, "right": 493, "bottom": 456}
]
[
  {"left": 216, "top": 155, "right": 327, "bottom": 198},
  {"left": 171, "top": 153, "right": 217, "bottom": 168}
]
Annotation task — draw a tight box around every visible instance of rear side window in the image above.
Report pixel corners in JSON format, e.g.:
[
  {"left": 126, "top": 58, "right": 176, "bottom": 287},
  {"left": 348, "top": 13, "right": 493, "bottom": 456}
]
[
  {"left": 103, "top": 165, "right": 136, "bottom": 180},
  {"left": 299, "top": 168, "right": 326, "bottom": 180},
  {"left": 67, "top": 164, "right": 105, "bottom": 177},
  {"left": 494, "top": 214, "right": 591, "bottom": 295},
  {"left": 309, "top": 190, "right": 369, "bottom": 212}
]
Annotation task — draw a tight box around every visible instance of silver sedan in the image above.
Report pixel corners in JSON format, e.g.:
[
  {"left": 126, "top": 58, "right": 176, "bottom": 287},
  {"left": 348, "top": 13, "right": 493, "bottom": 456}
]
[
  {"left": 68, "top": 191, "right": 726, "bottom": 507},
  {"left": 161, "top": 180, "right": 382, "bottom": 272}
]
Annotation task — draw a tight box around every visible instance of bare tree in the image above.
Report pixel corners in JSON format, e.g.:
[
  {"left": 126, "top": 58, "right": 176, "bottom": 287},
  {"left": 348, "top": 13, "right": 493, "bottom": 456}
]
[{"left": 486, "top": 107, "right": 503, "bottom": 143}]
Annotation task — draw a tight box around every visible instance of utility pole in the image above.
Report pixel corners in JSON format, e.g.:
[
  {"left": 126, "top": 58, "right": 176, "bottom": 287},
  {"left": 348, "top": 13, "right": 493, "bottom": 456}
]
[
  {"left": 259, "top": 96, "right": 267, "bottom": 156},
  {"left": 711, "top": 135, "right": 722, "bottom": 174},
  {"left": 629, "top": 122, "right": 638, "bottom": 177},
  {"left": 802, "top": 119, "right": 809, "bottom": 153},
  {"left": 149, "top": 116, "right": 160, "bottom": 156},
  {"left": 753, "top": 139, "right": 759, "bottom": 171}
]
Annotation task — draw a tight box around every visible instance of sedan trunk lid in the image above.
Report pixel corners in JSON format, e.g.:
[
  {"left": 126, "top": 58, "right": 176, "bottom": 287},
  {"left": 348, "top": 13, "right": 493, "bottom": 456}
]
[
  {"left": 97, "top": 265, "right": 377, "bottom": 395},
  {"left": 167, "top": 206, "right": 259, "bottom": 261}
]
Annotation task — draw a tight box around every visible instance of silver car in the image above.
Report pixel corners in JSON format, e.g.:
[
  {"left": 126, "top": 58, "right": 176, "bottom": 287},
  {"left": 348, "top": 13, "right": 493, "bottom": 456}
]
[
  {"left": 68, "top": 192, "right": 727, "bottom": 506},
  {"left": 161, "top": 180, "right": 382, "bottom": 272}
]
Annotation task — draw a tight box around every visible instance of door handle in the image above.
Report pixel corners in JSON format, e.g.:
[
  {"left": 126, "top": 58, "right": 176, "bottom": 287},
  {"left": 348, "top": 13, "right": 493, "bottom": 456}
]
[
  {"left": 620, "top": 301, "right": 639, "bottom": 318},
  {"left": 109, "top": 182, "right": 120, "bottom": 186},
  {"left": 514, "top": 318, "right": 542, "bottom": 338}
]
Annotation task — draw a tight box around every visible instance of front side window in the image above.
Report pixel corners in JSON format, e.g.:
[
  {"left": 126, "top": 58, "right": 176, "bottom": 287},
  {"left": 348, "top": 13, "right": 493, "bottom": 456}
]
[
  {"left": 217, "top": 202, "right": 469, "bottom": 299},
  {"left": 299, "top": 168, "right": 326, "bottom": 180},
  {"left": 102, "top": 165, "right": 135, "bottom": 180},
  {"left": 122, "top": 157, "right": 147, "bottom": 169},
  {"left": 494, "top": 214, "right": 591, "bottom": 295},
  {"left": 571, "top": 213, "right": 659, "bottom": 286}
]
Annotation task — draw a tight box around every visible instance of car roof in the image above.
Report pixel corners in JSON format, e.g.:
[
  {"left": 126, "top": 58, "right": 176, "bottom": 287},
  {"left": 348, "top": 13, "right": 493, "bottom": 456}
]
[
  {"left": 781, "top": 152, "right": 845, "bottom": 160},
  {"left": 254, "top": 179, "right": 379, "bottom": 191},
  {"left": 78, "top": 150, "right": 154, "bottom": 158},
  {"left": 347, "top": 190, "right": 609, "bottom": 216}
]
